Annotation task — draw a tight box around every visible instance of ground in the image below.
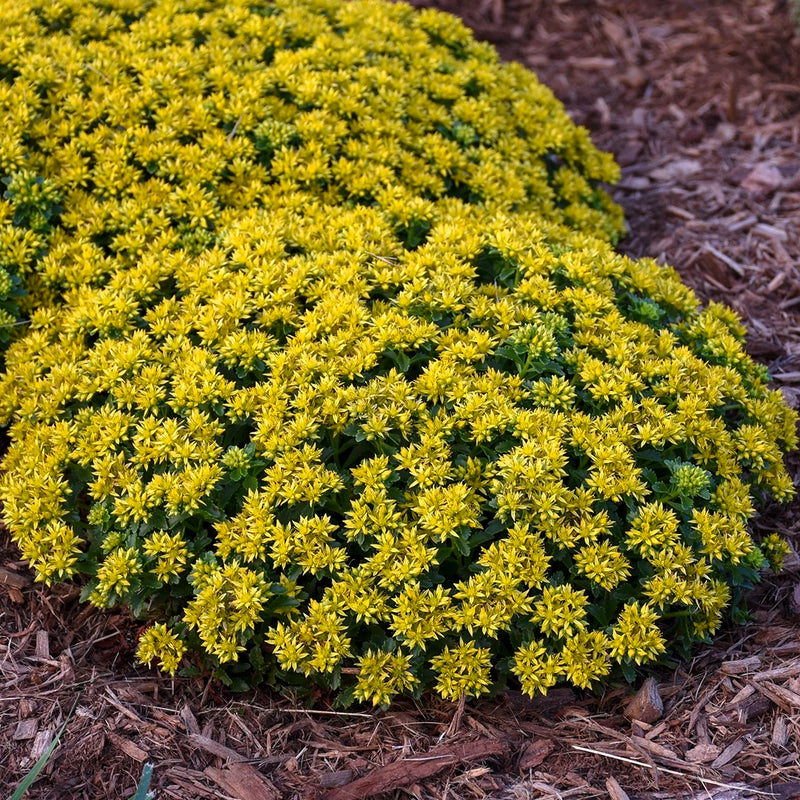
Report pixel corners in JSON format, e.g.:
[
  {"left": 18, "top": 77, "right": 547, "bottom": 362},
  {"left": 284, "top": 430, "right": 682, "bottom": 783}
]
[{"left": 2, "top": 1, "right": 800, "bottom": 798}]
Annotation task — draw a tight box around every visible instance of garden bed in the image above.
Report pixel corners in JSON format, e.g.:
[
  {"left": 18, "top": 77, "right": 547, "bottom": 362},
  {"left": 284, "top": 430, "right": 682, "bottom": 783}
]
[{"left": 1, "top": 0, "right": 799, "bottom": 798}]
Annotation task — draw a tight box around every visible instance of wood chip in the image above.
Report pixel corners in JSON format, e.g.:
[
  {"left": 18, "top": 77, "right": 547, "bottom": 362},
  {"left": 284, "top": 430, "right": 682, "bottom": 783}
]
[
  {"left": 188, "top": 733, "right": 247, "bottom": 763},
  {"left": 204, "top": 763, "right": 281, "bottom": 800},
  {"left": 4, "top": 585, "right": 23, "bottom": 604},
  {"left": 527, "top": 781, "right": 561, "bottom": 797},
  {"left": 624, "top": 678, "right": 663, "bottom": 723},
  {"left": 35, "top": 631, "right": 50, "bottom": 661},
  {"left": 600, "top": 17, "right": 629, "bottom": 50},
  {"left": 772, "top": 371, "right": 800, "bottom": 383},
  {"left": 772, "top": 716, "right": 790, "bottom": 748},
  {"left": 108, "top": 731, "right": 149, "bottom": 763},
  {"left": 593, "top": 96, "right": 611, "bottom": 127},
  {"left": 703, "top": 244, "right": 746, "bottom": 277},
  {"left": 644, "top": 721, "right": 667, "bottom": 741},
  {"left": 568, "top": 56, "right": 617, "bottom": 69},
  {"left": 767, "top": 271, "right": 787, "bottom": 292},
  {"left": 617, "top": 176, "right": 652, "bottom": 190},
  {"left": 518, "top": 738, "right": 555, "bottom": 771},
  {"left": 180, "top": 705, "right": 200, "bottom": 735},
  {"left": 323, "top": 737, "right": 508, "bottom": 800},
  {"left": 720, "top": 656, "right": 761, "bottom": 675},
  {"left": 767, "top": 83, "right": 800, "bottom": 94},
  {"left": 621, "top": 66, "right": 648, "bottom": 90},
  {"left": 0, "top": 567, "right": 32, "bottom": 590},
  {"left": 685, "top": 743, "right": 722, "bottom": 764},
  {"left": 741, "top": 163, "right": 784, "bottom": 194},
  {"left": 754, "top": 681, "right": 800, "bottom": 712},
  {"left": 710, "top": 738, "right": 746, "bottom": 769},
  {"left": 13, "top": 719, "right": 39, "bottom": 741},
  {"left": 725, "top": 213, "right": 759, "bottom": 232},
  {"left": 650, "top": 159, "right": 702, "bottom": 182},
  {"left": 29, "top": 730, "right": 54, "bottom": 762},
  {"left": 318, "top": 771, "right": 356, "bottom": 789},
  {"left": 606, "top": 776, "right": 631, "bottom": 800},
  {"left": 167, "top": 767, "right": 220, "bottom": 799},
  {"left": 630, "top": 735, "right": 679, "bottom": 762},
  {"left": 667, "top": 205, "right": 696, "bottom": 220},
  {"left": 752, "top": 222, "right": 788, "bottom": 242},
  {"left": 104, "top": 688, "right": 143, "bottom": 723}
]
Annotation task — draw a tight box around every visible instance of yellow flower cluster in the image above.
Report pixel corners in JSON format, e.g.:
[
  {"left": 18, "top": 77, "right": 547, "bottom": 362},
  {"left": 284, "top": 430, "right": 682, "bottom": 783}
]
[
  {"left": 0, "top": 0, "right": 795, "bottom": 704},
  {"left": 183, "top": 562, "right": 269, "bottom": 663},
  {"left": 137, "top": 622, "right": 187, "bottom": 675},
  {"left": 0, "top": 0, "right": 623, "bottom": 316}
]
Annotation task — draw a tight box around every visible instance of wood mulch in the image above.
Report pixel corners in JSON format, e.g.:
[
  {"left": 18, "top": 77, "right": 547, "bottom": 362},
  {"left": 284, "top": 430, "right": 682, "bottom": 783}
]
[{"left": 2, "top": 1, "right": 800, "bottom": 798}]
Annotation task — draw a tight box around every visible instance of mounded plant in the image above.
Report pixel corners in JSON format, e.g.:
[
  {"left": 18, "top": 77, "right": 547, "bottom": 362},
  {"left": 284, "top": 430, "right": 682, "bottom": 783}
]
[{"left": 0, "top": 0, "right": 795, "bottom": 704}]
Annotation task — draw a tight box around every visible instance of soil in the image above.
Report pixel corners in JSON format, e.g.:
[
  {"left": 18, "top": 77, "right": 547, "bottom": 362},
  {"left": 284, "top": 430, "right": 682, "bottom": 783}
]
[{"left": 2, "top": 1, "right": 800, "bottom": 799}]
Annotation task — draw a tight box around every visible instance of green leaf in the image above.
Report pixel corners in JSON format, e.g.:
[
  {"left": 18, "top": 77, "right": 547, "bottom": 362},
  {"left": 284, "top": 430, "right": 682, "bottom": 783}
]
[{"left": 129, "top": 763, "right": 155, "bottom": 800}]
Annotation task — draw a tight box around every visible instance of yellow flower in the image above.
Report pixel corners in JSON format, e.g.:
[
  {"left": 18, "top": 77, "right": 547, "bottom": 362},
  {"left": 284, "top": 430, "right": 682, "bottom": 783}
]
[
  {"left": 143, "top": 531, "right": 190, "bottom": 583},
  {"left": 626, "top": 502, "right": 680, "bottom": 558},
  {"left": 760, "top": 533, "right": 790, "bottom": 573},
  {"left": 137, "top": 623, "right": 187, "bottom": 675},
  {"left": 512, "top": 640, "right": 564, "bottom": 697},
  {"left": 390, "top": 582, "right": 453, "bottom": 649},
  {"left": 431, "top": 639, "right": 493, "bottom": 701},
  {"left": 92, "top": 547, "right": 141, "bottom": 606},
  {"left": 183, "top": 564, "right": 269, "bottom": 664},
  {"left": 560, "top": 631, "right": 612, "bottom": 688},
  {"left": 574, "top": 540, "right": 631, "bottom": 591},
  {"left": 609, "top": 602, "right": 666, "bottom": 664},
  {"left": 354, "top": 649, "right": 418, "bottom": 706},
  {"left": 532, "top": 585, "right": 589, "bottom": 640}
]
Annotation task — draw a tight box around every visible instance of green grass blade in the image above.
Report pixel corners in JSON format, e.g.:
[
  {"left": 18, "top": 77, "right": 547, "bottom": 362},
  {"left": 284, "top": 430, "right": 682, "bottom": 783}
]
[
  {"left": 129, "top": 763, "right": 154, "bottom": 800},
  {"left": 7, "top": 698, "right": 79, "bottom": 800},
  {"left": 7, "top": 719, "right": 69, "bottom": 800}
]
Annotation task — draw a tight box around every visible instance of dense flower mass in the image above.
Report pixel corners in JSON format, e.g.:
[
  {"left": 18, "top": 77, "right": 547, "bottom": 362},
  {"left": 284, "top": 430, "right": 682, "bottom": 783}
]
[
  {"left": 0, "top": 0, "right": 623, "bottom": 318},
  {"left": 0, "top": 0, "right": 796, "bottom": 705}
]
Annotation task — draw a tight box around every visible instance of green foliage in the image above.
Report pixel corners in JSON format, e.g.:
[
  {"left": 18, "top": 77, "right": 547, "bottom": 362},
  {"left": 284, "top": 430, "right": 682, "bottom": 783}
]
[{"left": 0, "top": 0, "right": 796, "bottom": 706}]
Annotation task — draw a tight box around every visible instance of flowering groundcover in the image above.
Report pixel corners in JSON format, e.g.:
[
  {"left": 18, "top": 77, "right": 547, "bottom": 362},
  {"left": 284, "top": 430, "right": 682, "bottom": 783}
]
[{"left": 0, "top": 0, "right": 795, "bottom": 705}]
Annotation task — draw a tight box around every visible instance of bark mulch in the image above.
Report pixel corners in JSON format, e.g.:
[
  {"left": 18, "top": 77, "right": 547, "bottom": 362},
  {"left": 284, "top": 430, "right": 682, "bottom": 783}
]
[{"left": 2, "top": 1, "right": 800, "bottom": 798}]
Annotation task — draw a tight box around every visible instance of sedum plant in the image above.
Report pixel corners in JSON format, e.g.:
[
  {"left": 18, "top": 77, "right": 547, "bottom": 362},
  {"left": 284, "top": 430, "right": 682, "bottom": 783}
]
[{"left": 0, "top": 0, "right": 796, "bottom": 705}]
